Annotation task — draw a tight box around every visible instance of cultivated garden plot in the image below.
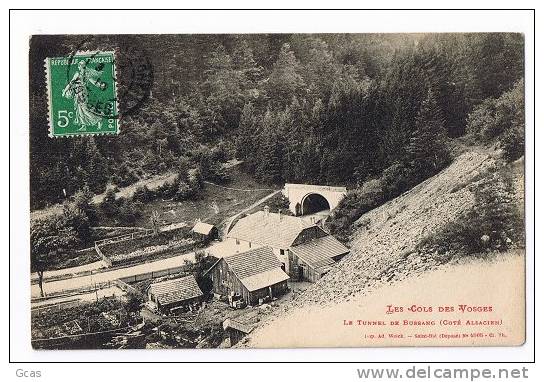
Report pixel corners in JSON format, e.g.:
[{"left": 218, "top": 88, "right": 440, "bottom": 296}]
[
  {"left": 98, "top": 228, "right": 200, "bottom": 266},
  {"left": 31, "top": 297, "right": 142, "bottom": 349}
]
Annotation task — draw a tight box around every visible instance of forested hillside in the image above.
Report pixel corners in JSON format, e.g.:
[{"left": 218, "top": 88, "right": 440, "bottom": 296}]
[{"left": 30, "top": 33, "right": 524, "bottom": 210}]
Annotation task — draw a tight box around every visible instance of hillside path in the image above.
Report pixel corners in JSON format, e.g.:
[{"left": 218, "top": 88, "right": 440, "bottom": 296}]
[
  {"left": 30, "top": 172, "right": 177, "bottom": 221},
  {"left": 219, "top": 189, "right": 281, "bottom": 238}
]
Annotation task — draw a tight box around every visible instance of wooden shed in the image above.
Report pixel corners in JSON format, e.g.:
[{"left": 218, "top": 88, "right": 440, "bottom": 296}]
[
  {"left": 223, "top": 318, "right": 254, "bottom": 346},
  {"left": 205, "top": 247, "right": 289, "bottom": 306},
  {"left": 288, "top": 235, "right": 349, "bottom": 282},
  {"left": 192, "top": 222, "right": 218, "bottom": 242},
  {"left": 147, "top": 275, "right": 204, "bottom": 314}
]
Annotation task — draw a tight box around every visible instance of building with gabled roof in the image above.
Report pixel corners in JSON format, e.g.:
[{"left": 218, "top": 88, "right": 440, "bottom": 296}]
[
  {"left": 147, "top": 275, "right": 204, "bottom": 314},
  {"left": 226, "top": 206, "right": 349, "bottom": 281},
  {"left": 223, "top": 318, "right": 254, "bottom": 346},
  {"left": 205, "top": 246, "right": 289, "bottom": 306},
  {"left": 227, "top": 208, "right": 316, "bottom": 249},
  {"left": 288, "top": 235, "right": 350, "bottom": 282},
  {"left": 192, "top": 221, "right": 218, "bottom": 242}
]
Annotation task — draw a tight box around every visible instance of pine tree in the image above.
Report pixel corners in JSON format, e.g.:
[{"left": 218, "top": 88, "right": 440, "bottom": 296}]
[
  {"left": 255, "top": 110, "right": 283, "bottom": 184},
  {"left": 232, "top": 39, "right": 263, "bottom": 84},
  {"left": 267, "top": 43, "right": 305, "bottom": 107},
  {"left": 235, "top": 102, "right": 258, "bottom": 162},
  {"left": 281, "top": 97, "right": 307, "bottom": 181},
  {"left": 406, "top": 88, "right": 450, "bottom": 180},
  {"left": 83, "top": 138, "right": 109, "bottom": 194},
  {"left": 202, "top": 44, "right": 244, "bottom": 135},
  {"left": 298, "top": 37, "right": 339, "bottom": 101}
]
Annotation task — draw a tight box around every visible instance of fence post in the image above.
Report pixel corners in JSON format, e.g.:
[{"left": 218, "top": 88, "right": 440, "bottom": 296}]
[{"left": 94, "top": 243, "right": 112, "bottom": 267}]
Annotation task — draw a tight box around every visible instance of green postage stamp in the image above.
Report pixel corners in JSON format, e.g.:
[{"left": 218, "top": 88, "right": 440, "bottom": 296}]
[{"left": 45, "top": 51, "right": 119, "bottom": 137}]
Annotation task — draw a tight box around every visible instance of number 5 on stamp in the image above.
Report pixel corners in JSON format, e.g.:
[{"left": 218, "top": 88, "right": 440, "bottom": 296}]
[{"left": 45, "top": 51, "right": 119, "bottom": 137}]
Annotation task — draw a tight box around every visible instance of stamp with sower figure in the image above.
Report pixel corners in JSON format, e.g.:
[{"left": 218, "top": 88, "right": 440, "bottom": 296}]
[{"left": 45, "top": 51, "right": 119, "bottom": 137}]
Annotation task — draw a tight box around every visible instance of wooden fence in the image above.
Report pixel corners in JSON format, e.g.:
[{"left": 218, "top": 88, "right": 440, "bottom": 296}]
[
  {"left": 94, "top": 242, "right": 113, "bottom": 267},
  {"left": 31, "top": 299, "right": 83, "bottom": 314},
  {"left": 31, "top": 280, "right": 116, "bottom": 309},
  {"left": 31, "top": 321, "right": 143, "bottom": 346},
  {"left": 94, "top": 229, "right": 154, "bottom": 247},
  {"left": 119, "top": 265, "right": 186, "bottom": 284},
  {"left": 114, "top": 279, "right": 143, "bottom": 297}
]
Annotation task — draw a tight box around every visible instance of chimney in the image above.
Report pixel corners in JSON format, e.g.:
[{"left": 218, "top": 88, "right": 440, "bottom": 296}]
[{"left": 264, "top": 206, "right": 270, "bottom": 217}]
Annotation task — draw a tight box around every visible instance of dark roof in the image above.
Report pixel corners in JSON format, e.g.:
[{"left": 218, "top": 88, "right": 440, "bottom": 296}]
[
  {"left": 148, "top": 275, "right": 203, "bottom": 306},
  {"left": 227, "top": 211, "right": 315, "bottom": 248},
  {"left": 223, "top": 318, "right": 254, "bottom": 334},
  {"left": 222, "top": 247, "right": 289, "bottom": 291},
  {"left": 223, "top": 246, "right": 282, "bottom": 279},
  {"left": 290, "top": 235, "right": 349, "bottom": 271},
  {"left": 192, "top": 222, "right": 215, "bottom": 235},
  {"left": 241, "top": 268, "right": 290, "bottom": 292}
]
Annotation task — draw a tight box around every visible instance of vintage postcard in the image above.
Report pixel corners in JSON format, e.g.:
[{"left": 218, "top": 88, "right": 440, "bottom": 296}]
[{"left": 29, "top": 33, "right": 526, "bottom": 349}]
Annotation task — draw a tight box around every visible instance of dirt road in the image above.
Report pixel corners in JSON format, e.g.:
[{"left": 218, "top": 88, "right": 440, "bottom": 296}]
[
  {"left": 30, "top": 172, "right": 177, "bottom": 221},
  {"left": 31, "top": 260, "right": 108, "bottom": 282},
  {"left": 220, "top": 189, "right": 281, "bottom": 237},
  {"left": 31, "top": 251, "right": 196, "bottom": 298}
]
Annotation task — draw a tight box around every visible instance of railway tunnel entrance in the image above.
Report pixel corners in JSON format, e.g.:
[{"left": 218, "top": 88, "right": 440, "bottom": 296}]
[{"left": 301, "top": 193, "right": 331, "bottom": 215}]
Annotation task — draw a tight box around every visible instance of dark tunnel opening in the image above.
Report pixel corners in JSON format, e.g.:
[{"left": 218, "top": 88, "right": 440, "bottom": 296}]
[{"left": 301, "top": 193, "right": 330, "bottom": 215}]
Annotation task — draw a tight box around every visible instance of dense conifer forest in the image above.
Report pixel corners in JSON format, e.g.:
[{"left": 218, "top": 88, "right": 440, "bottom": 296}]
[{"left": 30, "top": 33, "right": 523, "bottom": 211}]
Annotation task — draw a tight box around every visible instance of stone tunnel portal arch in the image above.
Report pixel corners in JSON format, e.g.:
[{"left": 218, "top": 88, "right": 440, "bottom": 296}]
[{"left": 300, "top": 193, "right": 331, "bottom": 215}]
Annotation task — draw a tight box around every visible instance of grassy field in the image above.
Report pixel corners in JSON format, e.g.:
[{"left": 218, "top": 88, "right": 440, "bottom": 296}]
[
  {"left": 45, "top": 248, "right": 101, "bottom": 271},
  {"left": 130, "top": 166, "right": 277, "bottom": 229},
  {"left": 34, "top": 166, "right": 277, "bottom": 271},
  {"left": 30, "top": 172, "right": 178, "bottom": 221}
]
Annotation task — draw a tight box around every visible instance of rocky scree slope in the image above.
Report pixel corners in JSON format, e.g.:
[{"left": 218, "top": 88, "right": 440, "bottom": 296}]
[{"left": 289, "top": 149, "right": 504, "bottom": 308}]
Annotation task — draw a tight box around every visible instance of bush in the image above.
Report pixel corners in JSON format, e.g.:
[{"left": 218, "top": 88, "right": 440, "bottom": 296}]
[
  {"left": 210, "top": 141, "right": 233, "bottom": 163},
  {"left": 328, "top": 158, "right": 446, "bottom": 239},
  {"left": 189, "top": 168, "right": 204, "bottom": 189},
  {"left": 328, "top": 164, "right": 411, "bottom": 237},
  {"left": 112, "top": 163, "right": 140, "bottom": 187},
  {"left": 177, "top": 157, "right": 191, "bottom": 182},
  {"left": 155, "top": 180, "right": 177, "bottom": 198},
  {"left": 59, "top": 202, "right": 91, "bottom": 243},
  {"left": 30, "top": 212, "right": 84, "bottom": 272},
  {"left": 266, "top": 194, "right": 293, "bottom": 215},
  {"left": 206, "top": 162, "right": 231, "bottom": 184},
  {"left": 133, "top": 185, "right": 154, "bottom": 203},
  {"left": 73, "top": 186, "right": 98, "bottom": 225},
  {"left": 100, "top": 189, "right": 144, "bottom": 224},
  {"left": 380, "top": 162, "right": 413, "bottom": 199},
  {"left": 124, "top": 292, "right": 144, "bottom": 313},
  {"left": 118, "top": 199, "right": 144, "bottom": 224},
  {"left": 173, "top": 181, "right": 195, "bottom": 201},
  {"left": 418, "top": 169, "right": 524, "bottom": 258},
  {"left": 100, "top": 189, "right": 119, "bottom": 217},
  {"left": 500, "top": 125, "right": 524, "bottom": 162},
  {"left": 467, "top": 79, "right": 524, "bottom": 161}
]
